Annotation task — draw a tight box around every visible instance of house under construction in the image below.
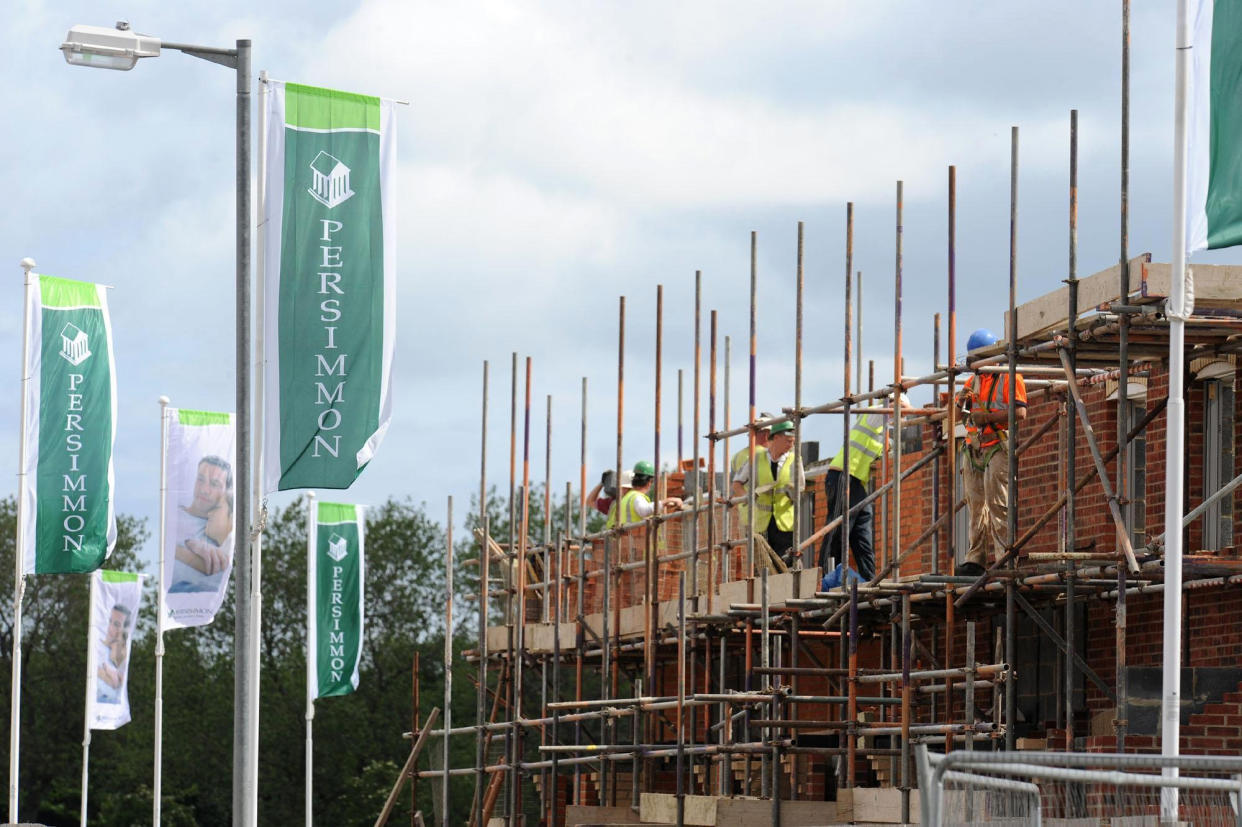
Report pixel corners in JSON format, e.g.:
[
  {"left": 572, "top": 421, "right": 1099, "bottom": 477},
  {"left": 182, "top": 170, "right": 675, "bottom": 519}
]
[{"left": 403, "top": 125, "right": 1242, "bottom": 825}]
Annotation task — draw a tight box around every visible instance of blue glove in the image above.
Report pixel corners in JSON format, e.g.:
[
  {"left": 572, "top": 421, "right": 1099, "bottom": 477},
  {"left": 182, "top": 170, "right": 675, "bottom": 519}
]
[{"left": 821, "top": 563, "right": 863, "bottom": 591}]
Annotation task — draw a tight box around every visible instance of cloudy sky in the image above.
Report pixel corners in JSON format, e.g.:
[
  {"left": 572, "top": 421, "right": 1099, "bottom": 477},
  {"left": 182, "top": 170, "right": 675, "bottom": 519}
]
[{"left": 2, "top": 1, "right": 1236, "bottom": 566}]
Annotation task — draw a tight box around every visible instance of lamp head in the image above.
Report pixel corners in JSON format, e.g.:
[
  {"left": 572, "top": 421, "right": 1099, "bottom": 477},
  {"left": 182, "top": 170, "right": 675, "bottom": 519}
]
[{"left": 61, "top": 23, "right": 160, "bottom": 71}]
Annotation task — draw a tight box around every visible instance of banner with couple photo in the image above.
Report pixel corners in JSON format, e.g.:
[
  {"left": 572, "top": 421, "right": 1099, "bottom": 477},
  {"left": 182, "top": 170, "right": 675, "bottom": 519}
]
[
  {"left": 161, "top": 408, "right": 236, "bottom": 630},
  {"left": 84, "top": 570, "right": 143, "bottom": 731}
]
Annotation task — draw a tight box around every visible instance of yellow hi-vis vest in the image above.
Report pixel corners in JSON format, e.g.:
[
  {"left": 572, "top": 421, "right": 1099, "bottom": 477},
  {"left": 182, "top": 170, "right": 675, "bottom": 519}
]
[
  {"left": 770, "top": 449, "right": 798, "bottom": 532},
  {"left": 739, "top": 448, "right": 797, "bottom": 533},
  {"left": 605, "top": 489, "right": 650, "bottom": 528},
  {"left": 828, "top": 412, "right": 886, "bottom": 485},
  {"left": 732, "top": 446, "right": 770, "bottom": 530}
]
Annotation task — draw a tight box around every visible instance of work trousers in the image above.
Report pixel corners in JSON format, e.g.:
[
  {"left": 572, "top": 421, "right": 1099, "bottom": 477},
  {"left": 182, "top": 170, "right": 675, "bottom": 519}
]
[
  {"left": 818, "top": 468, "right": 875, "bottom": 580},
  {"left": 767, "top": 524, "right": 793, "bottom": 563},
  {"left": 963, "top": 441, "right": 1011, "bottom": 567}
]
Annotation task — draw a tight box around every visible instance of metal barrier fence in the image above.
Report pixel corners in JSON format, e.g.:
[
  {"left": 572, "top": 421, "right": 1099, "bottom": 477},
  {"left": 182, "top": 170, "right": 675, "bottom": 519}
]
[{"left": 916, "top": 746, "right": 1242, "bottom": 826}]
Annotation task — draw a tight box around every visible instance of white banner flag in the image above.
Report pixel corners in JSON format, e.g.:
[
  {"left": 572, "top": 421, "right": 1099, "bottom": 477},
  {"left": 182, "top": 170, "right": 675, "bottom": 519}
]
[
  {"left": 161, "top": 408, "right": 236, "bottom": 630},
  {"left": 85, "top": 570, "right": 143, "bottom": 731}
]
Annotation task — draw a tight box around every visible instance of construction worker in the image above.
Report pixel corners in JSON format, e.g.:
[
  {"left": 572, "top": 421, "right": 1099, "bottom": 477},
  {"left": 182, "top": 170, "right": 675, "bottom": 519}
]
[
  {"left": 955, "top": 328, "right": 1027, "bottom": 577},
  {"left": 604, "top": 460, "right": 683, "bottom": 527},
  {"left": 586, "top": 469, "right": 633, "bottom": 518},
  {"left": 729, "top": 411, "right": 774, "bottom": 529},
  {"left": 730, "top": 411, "right": 775, "bottom": 475},
  {"left": 818, "top": 392, "right": 911, "bottom": 581},
  {"left": 732, "top": 420, "right": 804, "bottom": 560}
]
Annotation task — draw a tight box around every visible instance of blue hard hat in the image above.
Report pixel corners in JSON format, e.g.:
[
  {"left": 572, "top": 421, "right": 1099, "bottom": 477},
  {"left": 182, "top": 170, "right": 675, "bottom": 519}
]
[{"left": 967, "top": 328, "right": 998, "bottom": 351}]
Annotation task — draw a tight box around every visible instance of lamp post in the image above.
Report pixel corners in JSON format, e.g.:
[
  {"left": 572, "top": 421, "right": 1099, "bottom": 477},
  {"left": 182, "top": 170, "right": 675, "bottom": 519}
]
[{"left": 60, "top": 22, "right": 256, "bottom": 827}]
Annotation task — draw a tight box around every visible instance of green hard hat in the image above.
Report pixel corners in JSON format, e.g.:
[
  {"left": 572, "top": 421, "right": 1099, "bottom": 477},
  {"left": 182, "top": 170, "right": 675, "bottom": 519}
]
[
  {"left": 768, "top": 420, "right": 794, "bottom": 436},
  {"left": 632, "top": 460, "right": 656, "bottom": 477}
]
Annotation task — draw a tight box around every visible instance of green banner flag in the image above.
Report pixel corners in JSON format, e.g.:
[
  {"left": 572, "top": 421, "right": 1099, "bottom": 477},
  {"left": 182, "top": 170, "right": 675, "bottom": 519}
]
[
  {"left": 308, "top": 501, "right": 365, "bottom": 698},
  {"left": 20, "top": 274, "right": 116, "bottom": 574},
  {"left": 263, "top": 81, "right": 397, "bottom": 491},
  {"left": 1188, "top": 0, "right": 1242, "bottom": 251}
]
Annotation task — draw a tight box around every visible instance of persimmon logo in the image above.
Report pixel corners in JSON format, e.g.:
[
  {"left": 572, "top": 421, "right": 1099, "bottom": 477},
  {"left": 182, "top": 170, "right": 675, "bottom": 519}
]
[
  {"left": 308, "top": 151, "right": 354, "bottom": 209},
  {"left": 326, "top": 533, "right": 348, "bottom": 562},
  {"left": 60, "top": 323, "right": 92, "bottom": 366}
]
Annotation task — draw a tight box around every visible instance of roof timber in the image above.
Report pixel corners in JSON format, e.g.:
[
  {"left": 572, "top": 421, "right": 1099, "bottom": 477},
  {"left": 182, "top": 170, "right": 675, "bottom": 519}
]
[{"left": 1006, "top": 253, "right": 1242, "bottom": 345}]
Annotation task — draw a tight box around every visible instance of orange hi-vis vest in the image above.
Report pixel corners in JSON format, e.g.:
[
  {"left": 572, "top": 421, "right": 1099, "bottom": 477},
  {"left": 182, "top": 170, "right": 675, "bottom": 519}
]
[{"left": 965, "top": 372, "right": 1027, "bottom": 449}]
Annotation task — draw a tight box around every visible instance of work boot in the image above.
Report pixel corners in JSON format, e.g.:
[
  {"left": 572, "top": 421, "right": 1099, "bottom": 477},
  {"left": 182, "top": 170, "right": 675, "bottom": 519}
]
[{"left": 954, "top": 561, "right": 986, "bottom": 577}]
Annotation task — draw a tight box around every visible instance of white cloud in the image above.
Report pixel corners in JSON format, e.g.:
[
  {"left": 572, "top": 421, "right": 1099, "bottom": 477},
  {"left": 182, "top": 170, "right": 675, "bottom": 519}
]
[{"left": 310, "top": 0, "right": 1093, "bottom": 212}]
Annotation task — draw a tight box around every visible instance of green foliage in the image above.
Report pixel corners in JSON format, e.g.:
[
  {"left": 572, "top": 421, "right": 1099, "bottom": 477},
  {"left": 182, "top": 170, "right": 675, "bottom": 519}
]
[{"left": 0, "top": 494, "right": 485, "bottom": 825}]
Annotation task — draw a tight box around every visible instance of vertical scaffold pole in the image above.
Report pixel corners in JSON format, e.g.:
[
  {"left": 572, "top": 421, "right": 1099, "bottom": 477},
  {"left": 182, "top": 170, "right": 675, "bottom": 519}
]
[
  {"left": 505, "top": 353, "right": 518, "bottom": 823},
  {"left": 675, "top": 572, "right": 687, "bottom": 827},
  {"left": 1066, "top": 109, "right": 1079, "bottom": 753},
  {"left": 539, "top": 395, "right": 551, "bottom": 822},
  {"left": 933, "top": 313, "right": 941, "bottom": 578},
  {"left": 692, "top": 272, "right": 702, "bottom": 601},
  {"left": 708, "top": 311, "right": 718, "bottom": 616},
  {"left": 893, "top": 182, "right": 904, "bottom": 578},
  {"left": 1006, "top": 125, "right": 1020, "bottom": 753},
  {"left": 901, "top": 592, "right": 912, "bottom": 824},
  {"left": 761, "top": 567, "right": 771, "bottom": 799},
  {"left": 442, "top": 496, "right": 453, "bottom": 827},
  {"left": 946, "top": 165, "right": 958, "bottom": 745},
  {"left": 744, "top": 232, "right": 758, "bottom": 795},
  {"left": 648, "top": 285, "right": 663, "bottom": 796},
  {"left": 857, "top": 270, "right": 864, "bottom": 403},
  {"left": 1115, "top": 0, "right": 1132, "bottom": 753},
  {"left": 514, "top": 359, "right": 533, "bottom": 816},
  {"left": 678, "top": 369, "right": 684, "bottom": 466},
  {"left": 793, "top": 222, "right": 805, "bottom": 567},
  {"left": 574, "top": 377, "right": 587, "bottom": 805},
  {"left": 606, "top": 298, "right": 624, "bottom": 806},
  {"left": 947, "top": 164, "right": 958, "bottom": 572},
  {"left": 841, "top": 205, "right": 854, "bottom": 581},
  {"left": 473, "top": 361, "right": 488, "bottom": 827}
]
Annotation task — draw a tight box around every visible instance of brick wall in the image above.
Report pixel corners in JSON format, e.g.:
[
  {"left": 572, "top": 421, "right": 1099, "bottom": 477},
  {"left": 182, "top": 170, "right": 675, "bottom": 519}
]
[{"left": 856, "top": 360, "right": 1242, "bottom": 753}]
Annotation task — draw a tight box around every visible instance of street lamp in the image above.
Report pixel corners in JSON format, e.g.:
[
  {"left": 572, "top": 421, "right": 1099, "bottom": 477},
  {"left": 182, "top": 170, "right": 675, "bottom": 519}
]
[
  {"left": 60, "top": 23, "right": 159, "bottom": 70},
  {"left": 58, "top": 21, "right": 256, "bottom": 827}
]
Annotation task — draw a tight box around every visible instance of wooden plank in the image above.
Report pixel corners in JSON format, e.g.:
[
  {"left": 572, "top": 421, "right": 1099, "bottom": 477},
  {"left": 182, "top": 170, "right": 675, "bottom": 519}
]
[
  {"left": 1143, "top": 260, "right": 1242, "bottom": 306},
  {"left": 639, "top": 792, "right": 717, "bottom": 825},
  {"left": 1012, "top": 256, "right": 1242, "bottom": 344},
  {"left": 765, "top": 571, "right": 797, "bottom": 604},
  {"left": 485, "top": 625, "right": 508, "bottom": 652},
  {"left": 1008, "top": 255, "right": 1150, "bottom": 342},
  {"left": 796, "top": 566, "right": 821, "bottom": 598},
  {"left": 716, "top": 579, "right": 749, "bottom": 607},
  {"left": 564, "top": 804, "right": 641, "bottom": 826},
  {"left": 617, "top": 604, "right": 646, "bottom": 637},
  {"left": 835, "top": 787, "right": 920, "bottom": 824},
  {"left": 581, "top": 611, "right": 605, "bottom": 640},
  {"left": 716, "top": 797, "right": 842, "bottom": 826},
  {"left": 524, "top": 621, "right": 578, "bottom": 653}
]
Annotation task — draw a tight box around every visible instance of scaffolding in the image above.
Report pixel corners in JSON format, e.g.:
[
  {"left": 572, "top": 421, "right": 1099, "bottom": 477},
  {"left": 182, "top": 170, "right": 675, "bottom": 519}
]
[{"left": 400, "top": 112, "right": 1242, "bottom": 827}]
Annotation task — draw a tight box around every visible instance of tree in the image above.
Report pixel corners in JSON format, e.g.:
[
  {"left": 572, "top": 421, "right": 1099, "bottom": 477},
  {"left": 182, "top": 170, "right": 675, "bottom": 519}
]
[
  {"left": 0, "top": 492, "right": 491, "bottom": 825},
  {"left": 0, "top": 496, "right": 149, "bottom": 825}
]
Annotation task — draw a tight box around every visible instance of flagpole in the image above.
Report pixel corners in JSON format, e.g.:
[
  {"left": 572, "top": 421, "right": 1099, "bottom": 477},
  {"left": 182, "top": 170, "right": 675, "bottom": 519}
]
[
  {"left": 305, "top": 491, "right": 316, "bottom": 827},
  {"left": 80, "top": 577, "right": 95, "bottom": 827},
  {"left": 10, "top": 257, "right": 35, "bottom": 823},
  {"left": 154, "top": 397, "right": 170, "bottom": 827},
  {"left": 1162, "top": 0, "right": 1191, "bottom": 821},
  {"left": 442, "top": 496, "right": 453, "bottom": 827},
  {"left": 247, "top": 69, "right": 270, "bottom": 827}
]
